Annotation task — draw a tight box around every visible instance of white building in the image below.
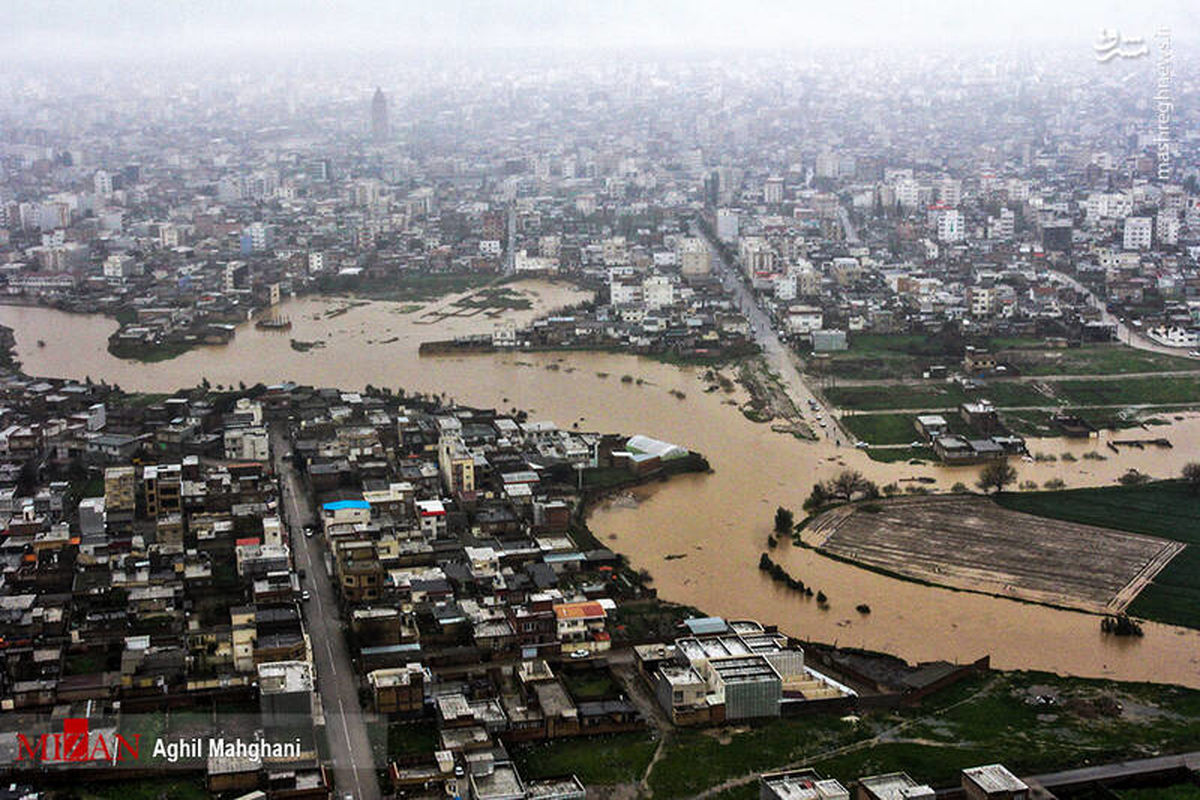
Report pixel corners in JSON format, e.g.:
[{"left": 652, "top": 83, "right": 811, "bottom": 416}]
[
  {"left": 895, "top": 179, "right": 921, "bottom": 209},
  {"left": 774, "top": 274, "right": 797, "bottom": 301},
  {"left": 1156, "top": 213, "right": 1180, "bottom": 246},
  {"left": 103, "top": 254, "right": 141, "bottom": 282},
  {"left": 969, "top": 286, "right": 994, "bottom": 318},
  {"left": 937, "top": 209, "right": 964, "bottom": 243},
  {"left": 677, "top": 238, "right": 712, "bottom": 276},
  {"left": 93, "top": 170, "right": 113, "bottom": 198},
  {"left": 1123, "top": 217, "right": 1153, "bottom": 250},
  {"left": 716, "top": 209, "right": 739, "bottom": 243},
  {"left": 764, "top": 176, "right": 784, "bottom": 204},
  {"left": 643, "top": 275, "right": 675, "bottom": 310},
  {"left": 987, "top": 208, "right": 1015, "bottom": 239},
  {"left": 786, "top": 306, "right": 824, "bottom": 335},
  {"left": 937, "top": 177, "right": 962, "bottom": 207},
  {"left": 224, "top": 427, "right": 270, "bottom": 461},
  {"left": 493, "top": 320, "right": 518, "bottom": 347}
]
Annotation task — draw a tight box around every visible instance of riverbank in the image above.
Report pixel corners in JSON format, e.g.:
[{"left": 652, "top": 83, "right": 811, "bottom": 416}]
[{"left": 5, "top": 301, "right": 1200, "bottom": 687}]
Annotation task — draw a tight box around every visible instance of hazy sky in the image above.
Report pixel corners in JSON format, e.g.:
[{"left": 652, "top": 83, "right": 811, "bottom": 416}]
[{"left": 1, "top": 0, "right": 1194, "bottom": 61}]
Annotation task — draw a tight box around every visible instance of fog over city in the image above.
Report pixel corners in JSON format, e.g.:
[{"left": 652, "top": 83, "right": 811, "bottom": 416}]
[{"left": 2, "top": 0, "right": 1196, "bottom": 63}]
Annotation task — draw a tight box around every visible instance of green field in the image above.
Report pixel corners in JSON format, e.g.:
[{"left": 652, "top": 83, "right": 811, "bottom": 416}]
[
  {"left": 842, "top": 412, "right": 977, "bottom": 446},
  {"left": 996, "top": 481, "right": 1200, "bottom": 628},
  {"left": 1002, "top": 344, "right": 1200, "bottom": 376},
  {"left": 842, "top": 414, "right": 923, "bottom": 445},
  {"left": 638, "top": 670, "right": 1200, "bottom": 798},
  {"left": 865, "top": 446, "right": 934, "bottom": 463},
  {"left": 647, "top": 715, "right": 857, "bottom": 797},
  {"left": 510, "top": 731, "right": 658, "bottom": 786},
  {"left": 811, "top": 337, "right": 1196, "bottom": 382},
  {"left": 811, "top": 334, "right": 962, "bottom": 380},
  {"left": 809, "top": 671, "right": 1200, "bottom": 789},
  {"left": 76, "top": 779, "right": 209, "bottom": 800},
  {"left": 1120, "top": 785, "right": 1200, "bottom": 800},
  {"left": 825, "top": 381, "right": 1049, "bottom": 411},
  {"left": 1051, "top": 376, "right": 1200, "bottom": 407}
]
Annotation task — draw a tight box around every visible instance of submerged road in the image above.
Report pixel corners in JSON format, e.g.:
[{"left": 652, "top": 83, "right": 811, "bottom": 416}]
[
  {"left": 694, "top": 219, "right": 853, "bottom": 444},
  {"left": 273, "top": 426, "right": 381, "bottom": 800}
]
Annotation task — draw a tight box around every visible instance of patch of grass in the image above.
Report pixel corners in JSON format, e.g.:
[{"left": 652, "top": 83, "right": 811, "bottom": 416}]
[
  {"left": 996, "top": 481, "right": 1200, "bottom": 628},
  {"left": 561, "top": 669, "right": 622, "bottom": 701},
  {"left": 811, "top": 671, "right": 1200, "bottom": 789},
  {"left": 811, "top": 742, "right": 995, "bottom": 788},
  {"left": 648, "top": 716, "right": 858, "bottom": 798},
  {"left": 842, "top": 414, "right": 922, "bottom": 445},
  {"left": 1051, "top": 376, "right": 1200, "bottom": 407},
  {"left": 864, "top": 446, "right": 934, "bottom": 463},
  {"left": 1003, "top": 344, "right": 1200, "bottom": 376},
  {"left": 316, "top": 270, "right": 499, "bottom": 302},
  {"left": 826, "top": 381, "right": 1048, "bottom": 412},
  {"left": 107, "top": 341, "right": 194, "bottom": 362},
  {"left": 454, "top": 287, "right": 533, "bottom": 311},
  {"left": 386, "top": 721, "right": 437, "bottom": 760},
  {"left": 1120, "top": 785, "right": 1200, "bottom": 800},
  {"left": 609, "top": 599, "right": 702, "bottom": 643},
  {"left": 581, "top": 466, "right": 637, "bottom": 489},
  {"left": 510, "top": 731, "right": 657, "bottom": 785},
  {"left": 75, "top": 780, "right": 210, "bottom": 800}
]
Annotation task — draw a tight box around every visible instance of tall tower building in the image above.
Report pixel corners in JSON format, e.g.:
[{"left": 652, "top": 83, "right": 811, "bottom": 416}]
[{"left": 370, "top": 87, "right": 389, "bottom": 142}]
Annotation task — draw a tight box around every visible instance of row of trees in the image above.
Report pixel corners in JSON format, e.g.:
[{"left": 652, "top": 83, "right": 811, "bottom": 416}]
[
  {"left": 758, "top": 553, "right": 827, "bottom": 605},
  {"left": 978, "top": 460, "right": 1200, "bottom": 495},
  {"left": 803, "top": 470, "right": 880, "bottom": 511}
]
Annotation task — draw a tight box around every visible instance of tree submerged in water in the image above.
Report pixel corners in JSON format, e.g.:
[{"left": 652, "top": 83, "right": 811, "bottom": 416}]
[{"left": 1101, "top": 615, "right": 1143, "bottom": 637}]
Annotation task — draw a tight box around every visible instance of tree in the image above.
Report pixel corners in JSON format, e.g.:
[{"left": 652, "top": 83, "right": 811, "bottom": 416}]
[
  {"left": 1119, "top": 469, "right": 1150, "bottom": 486},
  {"left": 802, "top": 483, "right": 828, "bottom": 512},
  {"left": 774, "top": 506, "right": 794, "bottom": 535},
  {"left": 976, "top": 460, "right": 1018, "bottom": 494},
  {"left": 950, "top": 482, "right": 969, "bottom": 493},
  {"left": 831, "top": 470, "right": 864, "bottom": 500},
  {"left": 1183, "top": 462, "right": 1200, "bottom": 493}
]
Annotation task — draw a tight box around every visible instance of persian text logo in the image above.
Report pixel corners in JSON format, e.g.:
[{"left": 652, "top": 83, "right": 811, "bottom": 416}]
[
  {"left": 1094, "top": 28, "right": 1149, "bottom": 62},
  {"left": 15, "top": 718, "right": 141, "bottom": 764}
]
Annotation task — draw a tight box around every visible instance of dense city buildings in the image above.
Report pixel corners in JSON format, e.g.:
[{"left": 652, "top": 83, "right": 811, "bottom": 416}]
[{"left": 0, "top": 2, "right": 1199, "bottom": 799}]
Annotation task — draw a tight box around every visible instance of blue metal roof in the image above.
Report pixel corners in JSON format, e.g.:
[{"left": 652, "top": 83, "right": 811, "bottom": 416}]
[
  {"left": 684, "top": 616, "right": 729, "bottom": 635},
  {"left": 323, "top": 500, "right": 370, "bottom": 511}
]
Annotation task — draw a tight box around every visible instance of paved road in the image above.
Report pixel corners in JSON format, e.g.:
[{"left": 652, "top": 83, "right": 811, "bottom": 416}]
[
  {"left": 1049, "top": 270, "right": 1195, "bottom": 356},
  {"left": 838, "top": 206, "right": 860, "bottom": 245},
  {"left": 843, "top": 400, "right": 1200, "bottom": 416},
  {"left": 825, "top": 367, "right": 1200, "bottom": 388},
  {"left": 1024, "top": 750, "right": 1200, "bottom": 789},
  {"left": 694, "top": 220, "right": 852, "bottom": 444},
  {"left": 272, "top": 427, "right": 381, "bottom": 800}
]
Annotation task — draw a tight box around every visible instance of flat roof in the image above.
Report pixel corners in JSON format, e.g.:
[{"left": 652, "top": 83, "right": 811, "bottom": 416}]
[
  {"left": 323, "top": 499, "right": 369, "bottom": 511},
  {"left": 962, "top": 764, "right": 1028, "bottom": 794}
]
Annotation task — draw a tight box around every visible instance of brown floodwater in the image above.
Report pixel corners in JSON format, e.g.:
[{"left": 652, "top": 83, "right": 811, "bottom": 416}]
[{"left": 4, "top": 284, "right": 1200, "bottom": 688}]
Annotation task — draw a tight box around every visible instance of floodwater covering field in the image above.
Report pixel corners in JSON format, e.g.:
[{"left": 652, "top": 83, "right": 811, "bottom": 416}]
[{"left": 4, "top": 285, "right": 1200, "bottom": 688}]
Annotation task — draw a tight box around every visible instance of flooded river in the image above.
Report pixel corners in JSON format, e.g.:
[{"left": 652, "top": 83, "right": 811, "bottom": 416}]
[{"left": 4, "top": 284, "right": 1200, "bottom": 688}]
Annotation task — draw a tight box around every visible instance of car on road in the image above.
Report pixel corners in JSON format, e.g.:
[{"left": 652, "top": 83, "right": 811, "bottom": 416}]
[
  {"left": 818, "top": 420, "right": 827, "bottom": 427},
  {"left": 1189, "top": 351, "right": 1200, "bottom": 358},
  {"left": 304, "top": 526, "right": 314, "bottom": 538},
  {"left": 854, "top": 441, "right": 870, "bottom": 449},
  {"left": 909, "top": 441, "right": 922, "bottom": 448},
  {"left": 569, "top": 649, "right": 590, "bottom": 659},
  {"left": 301, "top": 590, "right": 311, "bottom": 602}
]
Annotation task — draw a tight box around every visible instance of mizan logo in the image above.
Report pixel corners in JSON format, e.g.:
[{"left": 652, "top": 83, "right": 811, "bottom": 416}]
[{"left": 16, "top": 718, "right": 141, "bottom": 764}]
